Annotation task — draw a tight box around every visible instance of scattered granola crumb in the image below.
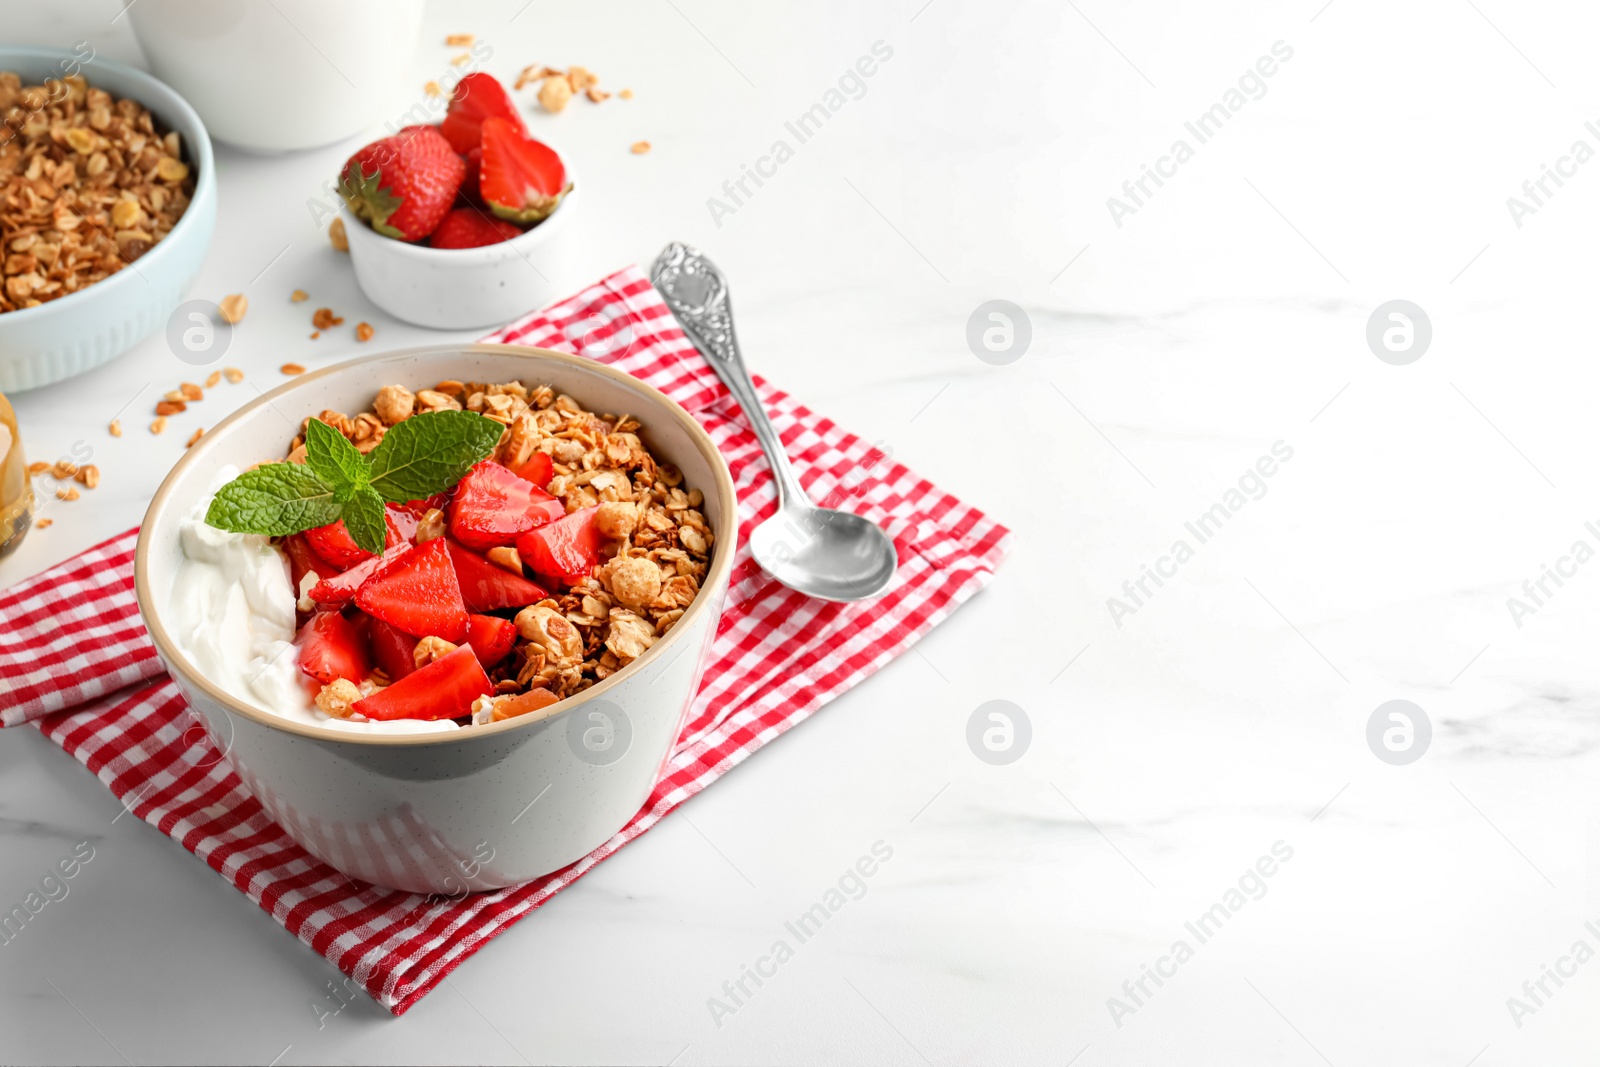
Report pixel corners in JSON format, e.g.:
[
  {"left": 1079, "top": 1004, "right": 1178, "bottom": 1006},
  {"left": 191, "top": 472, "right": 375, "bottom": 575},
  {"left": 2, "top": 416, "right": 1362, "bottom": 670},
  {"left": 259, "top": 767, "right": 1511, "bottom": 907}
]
[
  {"left": 566, "top": 65, "right": 598, "bottom": 92},
  {"left": 451, "top": 53, "right": 472, "bottom": 67},
  {"left": 329, "top": 217, "right": 348, "bottom": 252},
  {"left": 315, "top": 678, "right": 362, "bottom": 717},
  {"left": 224, "top": 367, "right": 244, "bottom": 383},
  {"left": 310, "top": 331, "right": 320, "bottom": 340},
  {"left": 312, "top": 307, "right": 343, "bottom": 329},
  {"left": 155, "top": 399, "right": 186, "bottom": 416},
  {"left": 280, "top": 363, "right": 306, "bottom": 376},
  {"left": 424, "top": 81, "right": 442, "bottom": 97},
  {"left": 538, "top": 75, "right": 573, "bottom": 113},
  {"left": 291, "top": 289, "right": 308, "bottom": 303},
  {"left": 586, "top": 87, "right": 610, "bottom": 103},
  {"left": 204, "top": 370, "right": 221, "bottom": 388},
  {"left": 356, "top": 322, "right": 374, "bottom": 342},
  {"left": 162, "top": 389, "right": 185, "bottom": 403},
  {"left": 619, "top": 88, "right": 633, "bottom": 99},
  {"left": 35, "top": 517, "right": 51, "bottom": 529},
  {"left": 51, "top": 459, "right": 77, "bottom": 479},
  {"left": 487, "top": 546, "right": 524, "bottom": 575},
  {"left": 75, "top": 464, "right": 99, "bottom": 489},
  {"left": 445, "top": 33, "right": 474, "bottom": 46},
  {"left": 26, "top": 461, "right": 48, "bottom": 475},
  {"left": 631, "top": 141, "right": 651, "bottom": 154},
  {"left": 55, "top": 486, "right": 79, "bottom": 502},
  {"left": 150, "top": 416, "right": 166, "bottom": 434},
  {"left": 108, "top": 419, "right": 121, "bottom": 438},
  {"left": 186, "top": 427, "right": 203, "bottom": 447},
  {"left": 179, "top": 381, "right": 203, "bottom": 401},
  {"left": 515, "top": 64, "right": 561, "bottom": 90},
  {"left": 218, "top": 293, "right": 247, "bottom": 324}
]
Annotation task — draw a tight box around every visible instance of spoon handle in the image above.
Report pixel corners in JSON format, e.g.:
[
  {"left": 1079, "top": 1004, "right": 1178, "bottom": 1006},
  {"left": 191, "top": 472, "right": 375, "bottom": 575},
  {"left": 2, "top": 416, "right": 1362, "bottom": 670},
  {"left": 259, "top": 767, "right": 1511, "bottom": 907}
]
[{"left": 651, "top": 243, "right": 813, "bottom": 511}]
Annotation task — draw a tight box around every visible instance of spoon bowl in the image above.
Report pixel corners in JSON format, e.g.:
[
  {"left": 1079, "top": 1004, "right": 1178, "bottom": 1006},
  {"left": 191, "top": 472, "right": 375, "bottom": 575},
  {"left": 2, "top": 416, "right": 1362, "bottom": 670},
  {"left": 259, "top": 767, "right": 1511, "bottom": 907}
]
[{"left": 749, "top": 506, "right": 899, "bottom": 602}]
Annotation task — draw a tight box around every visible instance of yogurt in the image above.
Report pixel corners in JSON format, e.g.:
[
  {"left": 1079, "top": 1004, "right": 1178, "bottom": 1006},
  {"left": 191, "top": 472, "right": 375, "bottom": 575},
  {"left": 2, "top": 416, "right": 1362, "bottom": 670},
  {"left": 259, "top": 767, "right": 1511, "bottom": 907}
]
[{"left": 169, "top": 468, "right": 456, "bottom": 734}]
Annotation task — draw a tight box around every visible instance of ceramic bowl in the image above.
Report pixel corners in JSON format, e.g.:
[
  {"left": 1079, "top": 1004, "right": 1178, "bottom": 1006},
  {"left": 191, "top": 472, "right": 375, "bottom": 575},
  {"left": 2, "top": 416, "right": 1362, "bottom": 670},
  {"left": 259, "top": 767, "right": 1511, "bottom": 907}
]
[
  {"left": 127, "top": 0, "right": 426, "bottom": 153},
  {"left": 135, "top": 344, "right": 736, "bottom": 893},
  {"left": 0, "top": 47, "right": 216, "bottom": 392},
  {"left": 339, "top": 180, "right": 580, "bottom": 331}
]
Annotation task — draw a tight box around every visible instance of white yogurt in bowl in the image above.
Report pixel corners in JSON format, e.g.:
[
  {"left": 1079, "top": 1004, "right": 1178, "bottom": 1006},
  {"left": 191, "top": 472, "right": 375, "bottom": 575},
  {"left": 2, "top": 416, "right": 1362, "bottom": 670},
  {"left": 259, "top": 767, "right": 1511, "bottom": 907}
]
[{"left": 168, "top": 467, "right": 456, "bottom": 734}]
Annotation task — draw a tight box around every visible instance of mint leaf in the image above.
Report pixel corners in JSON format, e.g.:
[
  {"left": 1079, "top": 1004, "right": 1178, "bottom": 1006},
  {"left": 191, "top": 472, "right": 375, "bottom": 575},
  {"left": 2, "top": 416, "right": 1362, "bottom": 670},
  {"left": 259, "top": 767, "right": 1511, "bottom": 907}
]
[
  {"left": 342, "top": 486, "right": 388, "bottom": 555},
  {"left": 303, "top": 416, "right": 369, "bottom": 496},
  {"left": 204, "top": 463, "right": 341, "bottom": 537},
  {"left": 365, "top": 410, "right": 504, "bottom": 503}
]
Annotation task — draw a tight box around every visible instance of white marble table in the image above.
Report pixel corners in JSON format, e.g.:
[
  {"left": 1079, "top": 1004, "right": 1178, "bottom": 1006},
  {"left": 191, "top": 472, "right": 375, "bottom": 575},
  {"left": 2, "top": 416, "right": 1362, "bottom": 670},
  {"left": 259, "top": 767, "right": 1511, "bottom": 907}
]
[{"left": 6, "top": 0, "right": 1600, "bottom": 1063}]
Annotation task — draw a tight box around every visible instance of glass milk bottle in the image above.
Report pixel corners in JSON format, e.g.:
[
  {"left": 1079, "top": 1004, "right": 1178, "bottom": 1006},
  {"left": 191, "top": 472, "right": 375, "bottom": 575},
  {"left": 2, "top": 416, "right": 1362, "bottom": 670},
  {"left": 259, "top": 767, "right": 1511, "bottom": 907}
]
[{"left": 0, "top": 391, "right": 33, "bottom": 560}]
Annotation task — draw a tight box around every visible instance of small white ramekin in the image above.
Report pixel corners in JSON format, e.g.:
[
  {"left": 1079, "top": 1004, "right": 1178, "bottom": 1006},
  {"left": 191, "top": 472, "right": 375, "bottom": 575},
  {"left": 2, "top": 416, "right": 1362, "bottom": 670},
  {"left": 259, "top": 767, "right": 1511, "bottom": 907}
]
[
  {"left": 0, "top": 47, "right": 216, "bottom": 393},
  {"left": 341, "top": 179, "right": 580, "bottom": 331}
]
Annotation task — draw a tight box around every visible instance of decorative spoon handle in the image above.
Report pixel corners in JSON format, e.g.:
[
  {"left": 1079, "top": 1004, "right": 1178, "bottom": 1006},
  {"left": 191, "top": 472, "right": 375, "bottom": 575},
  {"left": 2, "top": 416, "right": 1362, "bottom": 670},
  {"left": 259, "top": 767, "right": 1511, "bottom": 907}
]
[{"left": 651, "top": 242, "right": 812, "bottom": 510}]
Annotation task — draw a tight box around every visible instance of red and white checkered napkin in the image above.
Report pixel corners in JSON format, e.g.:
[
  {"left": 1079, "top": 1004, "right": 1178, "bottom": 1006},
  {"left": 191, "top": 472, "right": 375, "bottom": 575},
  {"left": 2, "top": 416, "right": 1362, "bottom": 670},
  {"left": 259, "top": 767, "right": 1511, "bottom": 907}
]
[{"left": 0, "top": 267, "right": 1010, "bottom": 1014}]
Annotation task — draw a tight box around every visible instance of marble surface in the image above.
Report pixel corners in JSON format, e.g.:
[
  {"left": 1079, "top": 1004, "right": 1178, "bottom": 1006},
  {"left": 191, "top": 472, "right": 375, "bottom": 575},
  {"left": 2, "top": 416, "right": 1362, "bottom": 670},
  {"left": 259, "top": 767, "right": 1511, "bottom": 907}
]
[{"left": 5, "top": 0, "right": 1600, "bottom": 1063}]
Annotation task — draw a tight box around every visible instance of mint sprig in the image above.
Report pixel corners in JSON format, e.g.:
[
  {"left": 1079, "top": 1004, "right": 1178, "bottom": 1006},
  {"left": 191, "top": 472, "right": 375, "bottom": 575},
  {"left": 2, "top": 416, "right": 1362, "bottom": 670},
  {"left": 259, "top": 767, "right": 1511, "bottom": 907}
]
[{"left": 204, "top": 410, "right": 505, "bottom": 554}]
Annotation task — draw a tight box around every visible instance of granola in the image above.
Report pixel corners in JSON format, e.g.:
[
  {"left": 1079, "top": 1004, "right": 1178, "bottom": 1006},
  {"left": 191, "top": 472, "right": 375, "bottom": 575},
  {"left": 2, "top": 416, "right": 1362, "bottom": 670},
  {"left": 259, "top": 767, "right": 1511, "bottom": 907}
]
[
  {"left": 283, "top": 377, "right": 715, "bottom": 709},
  {"left": 0, "top": 72, "right": 195, "bottom": 313}
]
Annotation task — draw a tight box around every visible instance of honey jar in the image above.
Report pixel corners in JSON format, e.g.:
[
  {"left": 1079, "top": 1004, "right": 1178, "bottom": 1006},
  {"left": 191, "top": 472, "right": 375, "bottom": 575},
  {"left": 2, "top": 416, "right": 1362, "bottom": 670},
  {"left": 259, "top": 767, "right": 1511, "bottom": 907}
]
[{"left": 0, "top": 391, "right": 33, "bottom": 560}]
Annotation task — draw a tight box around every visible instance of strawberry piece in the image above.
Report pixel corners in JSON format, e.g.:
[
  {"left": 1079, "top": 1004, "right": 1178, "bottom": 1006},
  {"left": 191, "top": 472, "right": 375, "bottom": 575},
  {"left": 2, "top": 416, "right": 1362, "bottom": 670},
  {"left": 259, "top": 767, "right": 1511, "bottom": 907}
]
[
  {"left": 506, "top": 450, "right": 553, "bottom": 490},
  {"left": 479, "top": 116, "right": 568, "bottom": 224},
  {"left": 516, "top": 505, "right": 602, "bottom": 585},
  {"left": 429, "top": 206, "right": 523, "bottom": 249},
  {"left": 340, "top": 124, "right": 464, "bottom": 242},
  {"left": 282, "top": 533, "right": 340, "bottom": 589},
  {"left": 465, "top": 613, "right": 517, "bottom": 668},
  {"left": 308, "top": 543, "right": 409, "bottom": 608},
  {"left": 394, "top": 492, "right": 450, "bottom": 518},
  {"left": 385, "top": 503, "right": 420, "bottom": 545},
  {"left": 368, "top": 617, "right": 419, "bottom": 682},
  {"left": 459, "top": 146, "right": 483, "bottom": 204},
  {"left": 448, "top": 460, "right": 565, "bottom": 551},
  {"left": 446, "top": 539, "right": 550, "bottom": 612},
  {"left": 351, "top": 645, "right": 492, "bottom": 722},
  {"left": 297, "top": 610, "right": 370, "bottom": 686},
  {"left": 354, "top": 537, "right": 469, "bottom": 642},
  {"left": 440, "top": 72, "right": 526, "bottom": 154},
  {"left": 304, "top": 519, "right": 373, "bottom": 570}
]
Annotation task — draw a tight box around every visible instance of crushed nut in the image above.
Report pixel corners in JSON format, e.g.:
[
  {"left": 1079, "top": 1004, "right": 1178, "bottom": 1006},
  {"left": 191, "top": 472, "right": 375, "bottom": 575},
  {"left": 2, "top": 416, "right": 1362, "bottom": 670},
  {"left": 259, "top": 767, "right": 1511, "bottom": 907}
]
[
  {"left": 218, "top": 293, "right": 247, "bottom": 324},
  {"left": 424, "top": 81, "right": 442, "bottom": 97},
  {"left": 26, "top": 461, "right": 48, "bottom": 475},
  {"left": 538, "top": 75, "right": 573, "bottom": 113},
  {"left": 631, "top": 140, "right": 651, "bottom": 154},
  {"left": 55, "top": 485, "right": 80, "bottom": 502},
  {"left": 373, "top": 384, "right": 415, "bottom": 425},
  {"left": 446, "top": 33, "right": 474, "bottom": 46},
  {"left": 586, "top": 87, "right": 610, "bottom": 103},
  {"left": 567, "top": 66, "right": 598, "bottom": 92},
  {"left": 204, "top": 370, "right": 221, "bottom": 388},
  {"left": 224, "top": 367, "right": 244, "bottom": 383},
  {"left": 619, "top": 88, "right": 634, "bottom": 99},
  {"left": 312, "top": 307, "right": 341, "bottom": 329},
  {"left": 150, "top": 416, "right": 166, "bottom": 434},
  {"left": 314, "top": 678, "right": 362, "bottom": 717},
  {"left": 415, "top": 389, "right": 462, "bottom": 413},
  {"left": 155, "top": 399, "right": 186, "bottom": 416},
  {"left": 186, "top": 427, "right": 203, "bottom": 447},
  {"left": 179, "top": 381, "right": 202, "bottom": 400},
  {"left": 606, "top": 555, "right": 661, "bottom": 612},
  {"left": 413, "top": 636, "right": 458, "bottom": 668},
  {"left": 280, "top": 363, "right": 306, "bottom": 376},
  {"left": 356, "top": 321, "right": 374, "bottom": 342},
  {"left": 35, "top": 518, "right": 51, "bottom": 529},
  {"left": 108, "top": 419, "right": 121, "bottom": 437},
  {"left": 415, "top": 507, "right": 446, "bottom": 542},
  {"left": 329, "top": 217, "right": 348, "bottom": 252},
  {"left": 290, "top": 288, "right": 308, "bottom": 302},
  {"left": 487, "top": 546, "right": 524, "bottom": 575},
  {"left": 51, "top": 459, "right": 77, "bottom": 479},
  {"left": 75, "top": 464, "right": 99, "bottom": 489}
]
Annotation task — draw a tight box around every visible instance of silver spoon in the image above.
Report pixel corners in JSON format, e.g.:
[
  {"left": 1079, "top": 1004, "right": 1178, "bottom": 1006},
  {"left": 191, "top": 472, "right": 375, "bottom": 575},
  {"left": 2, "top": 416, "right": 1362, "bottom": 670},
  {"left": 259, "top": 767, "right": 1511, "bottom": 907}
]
[{"left": 652, "top": 242, "right": 897, "bottom": 602}]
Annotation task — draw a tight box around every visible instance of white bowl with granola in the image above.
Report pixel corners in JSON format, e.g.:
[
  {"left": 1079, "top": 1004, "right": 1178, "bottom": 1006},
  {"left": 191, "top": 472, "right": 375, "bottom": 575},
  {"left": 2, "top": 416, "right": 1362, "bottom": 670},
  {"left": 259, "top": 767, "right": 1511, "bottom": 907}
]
[
  {"left": 0, "top": 47, "right": 215, "bottom": 392},
  {"left": 135, "top": 344, "right": 735, "bottom": 893}
]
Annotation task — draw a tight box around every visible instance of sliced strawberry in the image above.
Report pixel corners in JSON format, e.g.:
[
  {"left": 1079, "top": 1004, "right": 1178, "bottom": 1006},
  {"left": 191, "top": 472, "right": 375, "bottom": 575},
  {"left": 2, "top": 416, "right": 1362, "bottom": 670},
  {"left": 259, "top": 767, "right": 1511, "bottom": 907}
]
[
  {"left": 448, "top": 460, "right": 565, "bottom": 551},
  {"left": 351, "top": 645, "right": 492, "bottom": 722},
  {"left": 308, "top": 543, "right": 409, "bottom": 608},
  {"left": 282, "top": 533, "right": 340, "bottom": 589},
  {"left": 465, "top": 613, "right": 518, "bottom": 668},
  {"left": 479, "top": 116, "right": 568, "bottom": 224},
  {"left": 369, "top": 617, "right": 419, "bottom": 682},
  {"left": 440, "top": 72, "right": 526, "bottom": 154},
  {"left": 429, "top": 207, "right": 523, "bottom": 249},
  {"left": 459, "top": 146, "right": 483, "bottom": 204},
  {"left": 354, "top": 537, "right": 469, "bottom": 642},
  {"left": 386, "top": 503, "right": 420, "bottom": 545},
  {"left": 446, "top": 539, "right": 550, "bottom": 612},
  {"left": 516, "top": 505, "right": 602, "bottom": 585},
  {"left": 339, "top": 124, "right": 464, "bottom": 242},
  {"left": 394, "top": 492, "right": 450, "bottom": 518},
  {"left": 506, "top": 450, "right": 553, "bottom": 490},
  {"left": 297, "top": 610, "right": 369, "bottom": 686},
  {"left": 304, "top": 512, "right": 407, "bottom": 569}
]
